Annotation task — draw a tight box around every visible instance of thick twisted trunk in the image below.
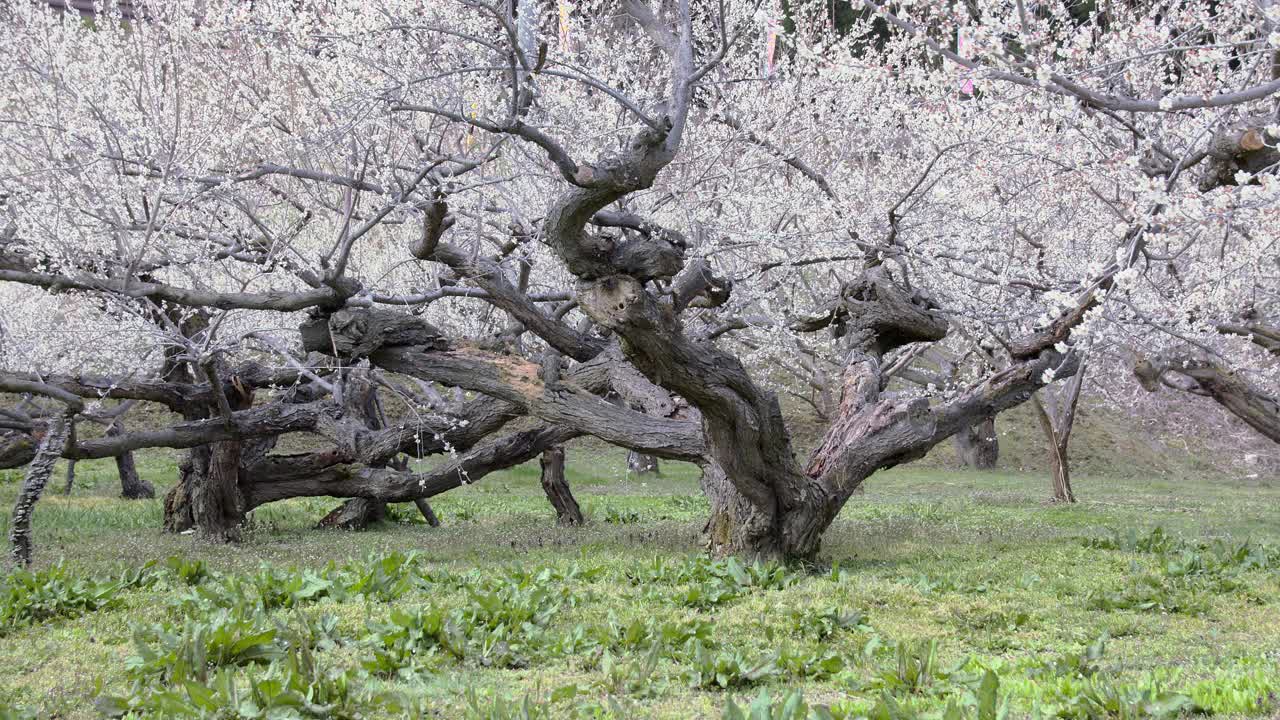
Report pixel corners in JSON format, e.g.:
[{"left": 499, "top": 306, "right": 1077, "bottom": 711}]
[
  {"left": 317, "top": 497, "right": 386, "bottom": 529},
  {"left": 162, "top": 361, "right": 254, "bottom": 541}
]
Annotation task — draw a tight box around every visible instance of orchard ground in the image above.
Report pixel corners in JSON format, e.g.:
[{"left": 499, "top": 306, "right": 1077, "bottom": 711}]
[{"left": 1, "top": 443, "right": 1278, "bottom": 719}]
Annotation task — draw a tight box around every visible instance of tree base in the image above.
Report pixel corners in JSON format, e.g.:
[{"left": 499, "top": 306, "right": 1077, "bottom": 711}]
[{"left": 317, "top": 498, "right": 387, "bottom": 530}]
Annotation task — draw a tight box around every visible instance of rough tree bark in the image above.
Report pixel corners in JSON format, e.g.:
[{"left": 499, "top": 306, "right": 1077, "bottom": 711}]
[
  {"left": 62, "top": 458, "right": 76, "bottom": 496},
  {"left": 162, "top": 358, "right": 255, "bottom": 542},
  {"left": 540, "top": 446, "right": 584, "bottom": 525},
  {"left": 317, "top": 497, "right": 387, "bottom": 529},
  {"left": 10, "top": 414, "right": 69, "bottom": 566},
  {"left": 1031, "top": 364, "right": 1087, "bottom": 503}
]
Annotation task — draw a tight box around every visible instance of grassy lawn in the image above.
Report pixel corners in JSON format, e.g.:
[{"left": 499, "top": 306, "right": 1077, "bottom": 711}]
[{"left": 1, "top": 446, "right": 1277, "bottom": 718}]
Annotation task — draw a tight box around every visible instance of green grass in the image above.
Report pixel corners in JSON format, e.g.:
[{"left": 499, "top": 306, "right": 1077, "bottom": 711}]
[{"left": 1, "top": 446, "right": 1278, "bottom": 719}]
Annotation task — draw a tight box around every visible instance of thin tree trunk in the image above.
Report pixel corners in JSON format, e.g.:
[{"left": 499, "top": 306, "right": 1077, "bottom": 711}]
[
  {"left": 62, "top": 458, "right": 76, "bottom": 496},
  {"left": 1033, "top": 363, "right": 1086, "bottom": 503},
  {"left": 413, "top": 497, "right": 440, "bottom": 527},
  {"left": 115, "top": 449, "right": 152, "bottom": 499},
  {"left": 1049, "top": 441, "right": 1075, "bottom": 503},
  {"left": 627, "top": 450, "right": 660, "bottom": 476},
  {"left": 540, "top": 446, "right": 583, "bottom": 526},
  {"left": 108, "top": 420, "right": 154, "bottom": 499},
  {"left": 10, "top": 415, "right": 69, "bottom": 566}
]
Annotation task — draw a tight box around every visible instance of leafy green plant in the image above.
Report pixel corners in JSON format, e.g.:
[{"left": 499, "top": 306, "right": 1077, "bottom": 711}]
[
  {"left": 597, "top": 643, "right": 666, "bottom": 696},
  {"left": 0, "top": 701, "right": 35, "bottom": 720},
  {"left": 778, "top": 644, "right": 846, "bottom": 679},
  {"left": 463, "top": 687, "right": 556, "bottom": 720},
  {"left": 672, "top": 580, "right": 741, "bottom": 609},
  {"left": 860, "top": 639, "right": 944, "bottom": 696},
  {"left": 1034, "top": 634, "right": 1108, "bottom": 679},
  {"left": 791, "top": 606, "right": 869, "bottom": 639},
  {"left": 162, "top": 555, "right": 211, "bottom": 586},
  {"left": 1087, "top": 573, "right": 1210, "bottom": 615},
  {"left": 361, "top": 605, "right": 463, "bottom": 676},
  {"left": 0, "top": 562, "right": 127, "bottom": 635},
  {"left": 101, "top": 644, "right": 392, "bottom": 719},
  {"left": 603, "top": 506, "right": 641, "bottom": 525},
  {"left": 723, "top": 689, "right": 841, "bottom": 720},
  {"left": 248, "top": 564, "right": 337, "bottom": 609},
  {"left": 339, "top": 551, "right": 420, "bottom": 601},
  {"left": 684, "top": 640, "right": 779, "bottom": 689},
  {"left": 1186, "top": 667, "right": 1278, "bottom": 715},
  {"left": 126, "top": 608, "right": 285, "bottom": 682},
  {"left": 1084, "top": 526, "right": 1177, "bottom": 554},
  {"left": 606, "top": 613, "right": 714, "bottom": 652},
  {"left": 1056, "top": 678, "right": 1194, "bottom": 720}
]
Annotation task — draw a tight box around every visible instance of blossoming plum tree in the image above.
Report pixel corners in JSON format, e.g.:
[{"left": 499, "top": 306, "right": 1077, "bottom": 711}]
[{"left": 0, "top": 0, "right": 1274, "bottom": 561}]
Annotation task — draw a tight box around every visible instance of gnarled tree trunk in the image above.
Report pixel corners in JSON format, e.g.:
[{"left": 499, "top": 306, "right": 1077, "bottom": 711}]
[
  {"left": 953, "top": 416, "right": 999, "bottom": 470},
  {"left": 540, "top": 446, "right": 583, "bottom": 525},
  {"left": 1135, "top": 353, "right": 1280, "bottom": 444},
  {"left": 162, "top": 360, "right": 255, "bottom": 542}
]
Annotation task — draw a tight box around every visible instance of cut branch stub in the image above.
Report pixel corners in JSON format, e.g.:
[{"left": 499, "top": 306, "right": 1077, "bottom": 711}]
[{"left": 1199, "top": 121, "right": 1280, "bottom": 192}]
